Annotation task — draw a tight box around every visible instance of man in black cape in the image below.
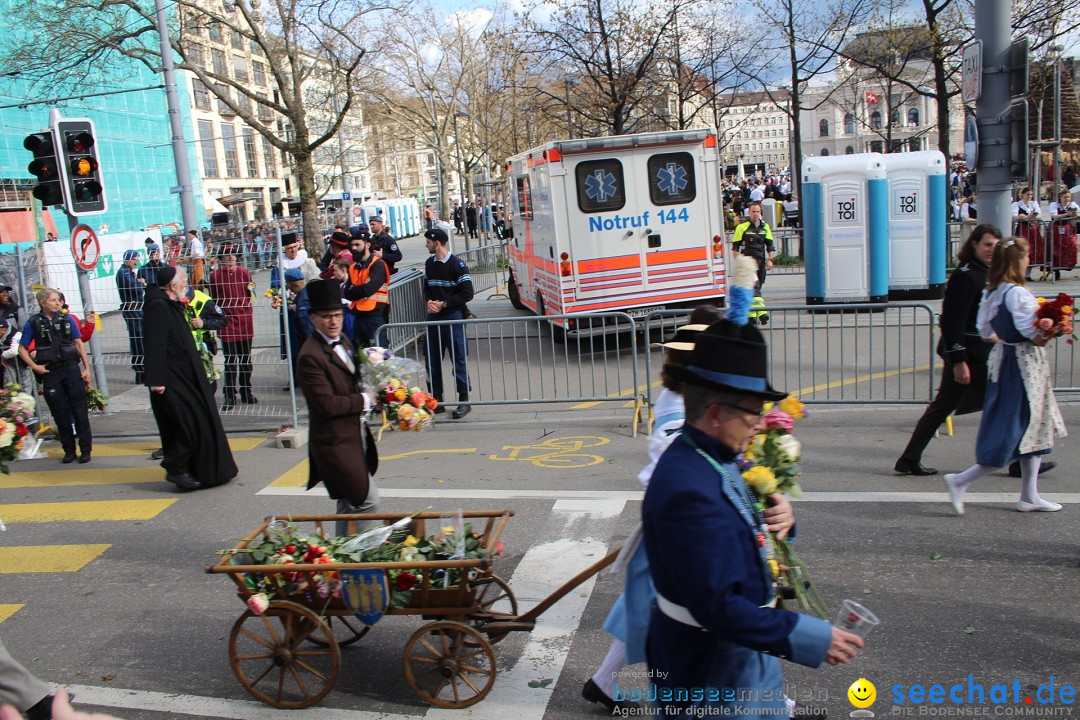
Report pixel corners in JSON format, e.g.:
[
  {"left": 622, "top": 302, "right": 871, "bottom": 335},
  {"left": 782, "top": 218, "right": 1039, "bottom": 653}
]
[{"left": 145, "top": 266, "right": 237, "bottom": 490}]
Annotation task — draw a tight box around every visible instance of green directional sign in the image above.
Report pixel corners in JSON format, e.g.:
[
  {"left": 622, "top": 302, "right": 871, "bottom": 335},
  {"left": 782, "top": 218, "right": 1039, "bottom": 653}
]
[{"left": 90, "top": 253, "right": 116, "bottom": 280}]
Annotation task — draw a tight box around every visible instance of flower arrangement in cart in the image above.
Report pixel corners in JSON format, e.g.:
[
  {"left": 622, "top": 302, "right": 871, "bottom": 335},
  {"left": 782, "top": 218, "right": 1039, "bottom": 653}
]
[
  {"left": 1034, "top": 293, "right": 1077, "bottom": 343},
  {"left": 226, "top": 517, "right": 503, "bottom": 615},
  {"left": 0, "top": 384, "right": 35, "bottom": 474},
  {"left": 360, "top": 346, "right": 437, "bottom": 431}
]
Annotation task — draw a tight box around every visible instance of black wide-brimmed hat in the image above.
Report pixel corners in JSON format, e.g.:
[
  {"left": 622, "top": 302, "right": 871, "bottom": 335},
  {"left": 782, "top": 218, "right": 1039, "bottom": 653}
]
[
  {"left": 664, "top": 320, "right": 787, "bottom": 400},
  {"left": 306, "top": 279, "right": 343, "bottom": 312}
]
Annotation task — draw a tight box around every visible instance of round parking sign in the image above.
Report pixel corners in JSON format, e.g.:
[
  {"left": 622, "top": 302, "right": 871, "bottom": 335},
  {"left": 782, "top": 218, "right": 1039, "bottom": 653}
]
[{"left": 70, "top": 224, "right": 100, "bottom": 271}]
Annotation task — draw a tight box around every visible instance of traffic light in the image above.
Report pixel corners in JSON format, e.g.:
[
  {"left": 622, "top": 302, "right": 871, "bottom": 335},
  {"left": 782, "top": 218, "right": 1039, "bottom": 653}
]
[
  {"left": 23, "top": 131, "right": 64, "bottom": 206},
  {"left": 55, "top": 118, "right": 107, "bottom": 216}
]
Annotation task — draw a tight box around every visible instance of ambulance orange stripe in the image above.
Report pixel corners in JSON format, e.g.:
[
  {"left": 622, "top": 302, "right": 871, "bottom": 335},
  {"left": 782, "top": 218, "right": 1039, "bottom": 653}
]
[
  {"left": 645, "top": 248, "right": 708, "bottom": 266},
  {"left": 568, "top": 288, "right": 725, "bottom": 313},
  {"left": 576, "top": 255, "right": 640, "bottom": 273}
]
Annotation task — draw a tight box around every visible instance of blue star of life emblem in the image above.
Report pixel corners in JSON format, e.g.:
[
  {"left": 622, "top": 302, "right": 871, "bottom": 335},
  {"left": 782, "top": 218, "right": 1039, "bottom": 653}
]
[
  {"left": 657, "top": 162, "right": 688, "bottom": 196},
  {"left": 585, "top": 169, "right": 618, "bottom": 203}
]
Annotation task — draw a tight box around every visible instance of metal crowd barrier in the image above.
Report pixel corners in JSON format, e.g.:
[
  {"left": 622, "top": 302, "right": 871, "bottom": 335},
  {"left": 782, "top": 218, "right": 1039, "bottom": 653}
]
[
  {"left": 769, "top": 228, "right": 805, "bottom": 275},
  {"left": 1010, "top": 217, "right": 1080, "bottom": 282}
]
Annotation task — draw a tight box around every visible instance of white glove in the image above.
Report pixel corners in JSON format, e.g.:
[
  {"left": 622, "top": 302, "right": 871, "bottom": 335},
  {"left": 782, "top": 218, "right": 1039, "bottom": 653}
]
[{"left": 2, "top": 332, "right": 22, "bottom": 359}]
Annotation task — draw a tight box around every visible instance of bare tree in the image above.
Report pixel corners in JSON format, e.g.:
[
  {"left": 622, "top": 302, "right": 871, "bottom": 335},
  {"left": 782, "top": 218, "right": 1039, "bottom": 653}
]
[{"left": 1, "top": 0, "right": 389, "bottom": 253}]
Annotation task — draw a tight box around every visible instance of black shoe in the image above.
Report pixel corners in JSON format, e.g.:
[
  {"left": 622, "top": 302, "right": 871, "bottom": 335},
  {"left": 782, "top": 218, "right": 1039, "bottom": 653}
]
[
  {"left": 582, "top": 678, "right": 622, "bottom": 713},
  {"left": 221, "top": 397, "right": 235, "bottom": 412},
  {"left": 62, "top": 452, "right": 76, "bottom": 464},
  {"left": 151, "top": 448, "right": 164, "bottom": 460},
  {"left": 792, "top": 702, "right": 828, "bottom": 720},
  {"left": 240, "top": 393, "right": 258, "bottom": 404},
  {"left": 1008, "top": 460, "right": 1056, "bottom": 477},
  {"left": 165, "top": 471, "right": 202, "bottom": 490},
  {"left": 451, "top": 403, "right": 472, "bottom": 419},
  {"left": 894, "top": 458, "right": 937, "bottom": 476},
  {"left": 26, "top": 693, "right": 56, "bottom": 720},
  {"left": 78, "top": 453, "right": 91, "bottom": 464}
]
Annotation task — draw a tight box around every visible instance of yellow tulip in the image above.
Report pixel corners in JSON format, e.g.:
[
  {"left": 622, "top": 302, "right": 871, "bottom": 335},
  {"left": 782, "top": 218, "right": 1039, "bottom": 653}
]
[
  {"left": 403, "top": 535, "right": 419, "bottom": 547},
  {"left": 779, "top": 396, "right": 806, "bottom": 420}
]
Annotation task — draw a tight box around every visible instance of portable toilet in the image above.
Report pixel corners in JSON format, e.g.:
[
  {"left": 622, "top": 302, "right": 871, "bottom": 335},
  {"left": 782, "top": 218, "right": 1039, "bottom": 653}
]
[
  {"left": 882, "top": 151, "right": 947, "bottom": 300},
  {"left": 802, "top": 154, "right": 888, "bottom": 305},
  {"left": 760, "top": 198, "right": 782, "bottom": 229}
]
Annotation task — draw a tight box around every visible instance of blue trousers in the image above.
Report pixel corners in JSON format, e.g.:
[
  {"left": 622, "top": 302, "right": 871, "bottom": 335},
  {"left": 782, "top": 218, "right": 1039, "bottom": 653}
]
[
  {"left": 425, "top": 310, "right": 469, "bottom": 399},
  {"left": 351, "top": 311, "right": 386, "bottom": 349}
]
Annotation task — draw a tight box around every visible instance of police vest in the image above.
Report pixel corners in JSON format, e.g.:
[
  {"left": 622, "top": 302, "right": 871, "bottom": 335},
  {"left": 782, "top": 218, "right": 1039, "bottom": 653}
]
[
  {"left": 347, "top": 256, "right": 389, "bottom": 312},
  {"left": 734, "top": 221, "right": 772, "bottom": 259},
  {"left": 187, "top": 289, "right": 213, "bottom": 348},
  {"left": 32, "top": 312, "right": 77, "bottom": 365}
]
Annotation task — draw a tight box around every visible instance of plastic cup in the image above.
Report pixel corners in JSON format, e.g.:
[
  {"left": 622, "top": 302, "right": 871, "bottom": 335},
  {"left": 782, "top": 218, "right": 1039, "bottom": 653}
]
[{"left": 833, "top": 599, "right": 880, "bottom": 638}]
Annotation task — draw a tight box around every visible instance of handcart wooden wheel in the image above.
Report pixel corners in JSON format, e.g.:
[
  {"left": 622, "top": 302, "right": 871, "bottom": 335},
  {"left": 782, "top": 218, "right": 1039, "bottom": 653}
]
[
  {"left": 307, "top": 616, "right": 371, "bottom": 648},
  {"left": 403, "top": 620, "right": 496, "bottom": 708},
  {"left": 468, "top": 574, "right": 517, "bottom": 645},
  {"left": 228, "top": 600, "right": 341, "bottom": 709}
]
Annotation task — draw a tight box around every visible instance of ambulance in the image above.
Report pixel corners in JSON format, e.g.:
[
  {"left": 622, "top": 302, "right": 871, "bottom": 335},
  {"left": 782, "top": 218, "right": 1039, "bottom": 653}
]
[{"left": 504, "top": 129, "right": 727, "bottom": 338}]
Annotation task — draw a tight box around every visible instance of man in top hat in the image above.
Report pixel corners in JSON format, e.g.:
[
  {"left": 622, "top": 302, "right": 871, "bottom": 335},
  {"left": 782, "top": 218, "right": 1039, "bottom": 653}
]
[
  {"left": 367, "top": 216, "right": 402, "bottom": 275},
  {"left": 642, "top": 320, "right": 863, "bottom": 717},
  {"left": 296, "top": 279, "right": 380, "bottom": 537},
  {"left": 116, "top": 248, "right": 145, "bottom": 382},
  {"left": 209, "top": 243, "right": 255, "bottom": 411}
]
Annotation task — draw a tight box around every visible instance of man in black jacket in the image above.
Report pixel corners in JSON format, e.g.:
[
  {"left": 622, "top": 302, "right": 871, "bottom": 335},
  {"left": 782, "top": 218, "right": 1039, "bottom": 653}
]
[
  {"left": 368, "top": 216, "right": 402, "bottom": 274},
  {"left": 423, "top": 228, "right": 474, "bottom": 418}
]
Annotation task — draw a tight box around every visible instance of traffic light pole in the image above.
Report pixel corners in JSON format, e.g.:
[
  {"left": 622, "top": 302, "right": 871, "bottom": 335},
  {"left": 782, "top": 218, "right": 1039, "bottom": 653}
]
[
  {"left": 66, "top": 213, "right": 111, "bottom": 403},
  {"left": 154, "top": 0, "right": 198, "bottom": 234},
  {"left": 974, "top": 0, "right": 1014, "bottom": 236}
]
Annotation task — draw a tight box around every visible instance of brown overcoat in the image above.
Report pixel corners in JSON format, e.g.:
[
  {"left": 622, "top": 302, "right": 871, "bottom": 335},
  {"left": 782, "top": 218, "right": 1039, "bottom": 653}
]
[{"left": 295, "top": 333, "right": 373, "bottom": 505}]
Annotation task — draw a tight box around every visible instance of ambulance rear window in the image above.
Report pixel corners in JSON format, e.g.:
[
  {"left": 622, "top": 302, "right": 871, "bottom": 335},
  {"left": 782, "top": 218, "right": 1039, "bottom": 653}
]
[
  {"left": 647, "top": 152, "right": 696, "bottom": 206},
  {"left": 575, "top": 159, "right": 626, "bottom": 213},
  {"left": 516, "top": 176, "right": 533, "bottom": 220}
]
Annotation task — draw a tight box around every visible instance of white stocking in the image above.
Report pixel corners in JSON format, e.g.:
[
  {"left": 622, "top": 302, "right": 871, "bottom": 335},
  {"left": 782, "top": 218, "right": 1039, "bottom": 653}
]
[
  {"left": 592, "top": 638, "right": 626, "bottom": 696},
  {"left": 1018, "top": 455, "right": 1043, "bottom": 504},
  {"left": 951, "top": 463, "right": 996, "bottom": 490}
]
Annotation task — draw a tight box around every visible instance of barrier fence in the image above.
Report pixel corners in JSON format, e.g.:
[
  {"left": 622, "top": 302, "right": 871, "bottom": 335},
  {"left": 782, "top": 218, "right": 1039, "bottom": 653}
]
[{"left": 949, "top": 219, "right": 1080, "bottom": 281}]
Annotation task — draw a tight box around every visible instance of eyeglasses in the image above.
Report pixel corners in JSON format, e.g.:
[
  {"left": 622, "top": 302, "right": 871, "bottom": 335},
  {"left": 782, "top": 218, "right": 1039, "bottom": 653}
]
[
  {"left": 315, "top": 312, "right": 344, "bottom": 321},
  {"left": 713, "top": 401, "right": 766, "bottom": 419}
]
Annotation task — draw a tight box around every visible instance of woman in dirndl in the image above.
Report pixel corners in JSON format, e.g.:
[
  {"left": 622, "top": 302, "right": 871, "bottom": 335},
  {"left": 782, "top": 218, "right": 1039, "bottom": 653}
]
[
  {"left": 1011, "top": 187, "right": 1045, "bottom": 278},
  {"left": 944, "top": 236, "right": 1067, "bottom": 515},
  {"left": 1048, "top": 188, "right": 1079, "bottom": 279}
]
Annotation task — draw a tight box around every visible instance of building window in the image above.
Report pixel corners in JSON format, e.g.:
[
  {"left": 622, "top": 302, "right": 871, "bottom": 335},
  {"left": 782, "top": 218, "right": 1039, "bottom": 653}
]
[
  {"left": 222, "top": 124, "right": 240, "bottom": 177},
  {"left": 232, "top": 55, "right": 248, "bottom": 82},
  {"left": 908, "top": 108, "right": 919, "bottom": 126},
  {"left": 428, "top": 172, "right": 437, "bottom": 185},
  {"left": 821, "top": 148, "right": 830, "bottom": 156},
  {"left": 870, "top": 140, "right": 883, "bottom": 153},
  {"left": 257, "top": 95, "right": 273, "bottom": 122},
  {"left": 193, "top": 80, "right": 210, "bottom": 111},
  {"left": 212, "top": 48, "right": 227, "bottom": 77},
  {"left": 844, "top": 113, "right": 855, "bottom": 134},
  {"left": 870, "top": 111, "right": 882, "bottom": 129},
  {"left": 908, "top": 137, "right": 921, "bottom": 152},
  {"left": 208, "top": 22, "right": 222, "bottom": 42},
  {"left": 216, "top": 84, "right": 232, "bottom": 114},
  {"left": 231, "top": 29, "right": 243, "bottom": 49},
  {"left": 199, "top": 120, "right": 218, "bottom": 178},
  {"left": 845, "top": 145, "right": 855, "bottom": 154},
  {"left": 237, "top": 92, "right": 251, "bottom": 116},
  {"left": 890, "top": 109, "right": 900, "bottom": 125},
  {"left": 426, "top": 153, "right": 435, "bottom": 166},
  {"left": 244, "top": 132, "right": 258, "bottom": 178},
  {"left": 819, "top": 119, "right": 829, "bottom": 137},
  {"left": 262, "top": 136, "right": 276, "bottom": 177},
  {"left": 253, "top": 62, "right": 266, "bottom": 86},
  {"left": 251, "top": 39, "right": 262, "bottom": 55},
  {"left": 187, "top": 44, "right": 204, "bottom": 68}
]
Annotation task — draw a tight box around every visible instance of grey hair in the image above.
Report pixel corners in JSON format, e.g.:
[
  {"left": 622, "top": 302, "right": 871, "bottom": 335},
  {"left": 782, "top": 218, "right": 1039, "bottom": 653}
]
[
  {"left": 683, "top": 385, "right": 751, "bottom": 422},
  {"left": 36, "top": 287, "right": 60, "bottom": 305}
]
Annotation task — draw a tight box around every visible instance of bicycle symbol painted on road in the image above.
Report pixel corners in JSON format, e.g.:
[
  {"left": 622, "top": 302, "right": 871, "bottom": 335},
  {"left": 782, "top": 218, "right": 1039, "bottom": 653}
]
[{"left": 488, "top": 436, "right": 610, "bottom": 468}]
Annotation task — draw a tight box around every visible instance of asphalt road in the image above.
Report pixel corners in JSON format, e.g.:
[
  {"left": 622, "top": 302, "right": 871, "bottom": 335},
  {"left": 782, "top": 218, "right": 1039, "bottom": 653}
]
[{"left": 2, "top": 396, "right": 1079, "bottom": 720}]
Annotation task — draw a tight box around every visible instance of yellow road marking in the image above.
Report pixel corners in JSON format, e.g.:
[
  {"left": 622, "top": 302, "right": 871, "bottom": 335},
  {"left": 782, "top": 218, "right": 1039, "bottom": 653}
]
[
  {"left": 0, "top": 468, "right": 165, "bottom": 489},
  {"left": 788, "top": 364, "right": 937, "bottom": 397},
  {"left": 0, "top": 545, "right": 110, "bottom": 573},
  {"left": 267, "top": 448, "right": 480, "bottom": 487},
  {"left": 0, "top": 604, "right": 24, "bottom": 623},
  {"left": 43, "top": 437, "right": 264, "bottom": 458},
  {"left": 573, "top": 383, "right": 653, "bottom": 410},
  {"left": 0, "top": 499, "right": 176, "bottom": 523}
]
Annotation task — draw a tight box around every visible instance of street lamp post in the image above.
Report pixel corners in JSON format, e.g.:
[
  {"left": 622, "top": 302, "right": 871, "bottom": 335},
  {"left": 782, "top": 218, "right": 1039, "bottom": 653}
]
[
  {"left": 453, "top": 110, "right": 470, "bottom": 250},
  {"left": 564, "top": 76, "right": 575, "bottom": 139}
]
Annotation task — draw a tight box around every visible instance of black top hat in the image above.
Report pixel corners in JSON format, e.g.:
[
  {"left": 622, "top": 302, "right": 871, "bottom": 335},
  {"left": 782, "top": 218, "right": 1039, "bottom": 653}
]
[
  {"left": 306, "top": 279, "right": 343, "bottom": 312},
  {"left": 281, "top": 232, "right": 301, "bottom": 248},
  {"left": 664, "top": 320, "right": 786, "bottom": 400},
  {"left": 329, "top": 231, "right": 351, "bottom": 249}
]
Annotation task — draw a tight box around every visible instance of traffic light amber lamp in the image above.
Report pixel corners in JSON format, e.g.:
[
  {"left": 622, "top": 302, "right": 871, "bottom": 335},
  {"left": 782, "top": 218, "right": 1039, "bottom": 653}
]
[{"left": 55, "top": 119, "right": 107, "bottom": 216}]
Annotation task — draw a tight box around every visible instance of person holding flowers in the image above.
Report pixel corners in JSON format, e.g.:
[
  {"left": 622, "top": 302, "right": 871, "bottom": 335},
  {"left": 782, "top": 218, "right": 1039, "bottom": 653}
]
[
  {"left": 642, "top": 257, "right": 862, "bottom": 718},
  {"left": 944, "top": 237, "right": 1068, "bottom": 514}
]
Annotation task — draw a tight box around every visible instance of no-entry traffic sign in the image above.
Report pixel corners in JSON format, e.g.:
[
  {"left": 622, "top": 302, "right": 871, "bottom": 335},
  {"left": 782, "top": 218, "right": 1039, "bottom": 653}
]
[{"left": 70, "top": 224, "right": 100, "bottom": 271}]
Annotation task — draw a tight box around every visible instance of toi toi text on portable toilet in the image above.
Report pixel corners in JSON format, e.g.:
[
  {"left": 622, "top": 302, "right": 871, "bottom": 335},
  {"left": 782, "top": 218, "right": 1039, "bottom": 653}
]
[
  {"left": 882, "top": 150, "right": 946, "bottom": 300},
  {"left": 803, "top": 154, "right": 888, "bottom": 305}
]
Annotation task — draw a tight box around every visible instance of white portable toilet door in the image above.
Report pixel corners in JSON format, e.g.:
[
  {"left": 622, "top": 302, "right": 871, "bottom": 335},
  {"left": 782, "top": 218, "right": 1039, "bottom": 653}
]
[
  {"left": 888, "top": 176, "right": 927, "bottom": 288},
  {"left": 823, "top": 180, "right": 870, "bottom": 300}
]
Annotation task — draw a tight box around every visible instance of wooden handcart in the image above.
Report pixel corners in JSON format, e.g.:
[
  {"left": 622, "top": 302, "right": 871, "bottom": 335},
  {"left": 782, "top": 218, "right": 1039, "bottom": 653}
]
[{"left": 206, "top": 510, "right": 619, "bottom": 710}]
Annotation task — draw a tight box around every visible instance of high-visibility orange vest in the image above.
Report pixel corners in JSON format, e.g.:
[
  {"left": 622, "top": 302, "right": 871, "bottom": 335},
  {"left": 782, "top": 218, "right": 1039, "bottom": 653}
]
[{"left": 348, "top": 256, "right": 389, "bottom": 312}]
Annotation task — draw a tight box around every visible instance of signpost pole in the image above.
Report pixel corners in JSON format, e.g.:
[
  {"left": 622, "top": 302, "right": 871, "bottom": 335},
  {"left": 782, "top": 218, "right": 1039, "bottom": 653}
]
[{"left": 69, "top": 220, "right": 110, "bottom": 402}]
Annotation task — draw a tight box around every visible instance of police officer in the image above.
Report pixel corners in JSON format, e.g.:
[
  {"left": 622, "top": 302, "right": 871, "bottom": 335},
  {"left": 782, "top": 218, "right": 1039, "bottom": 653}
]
[
  {"left": 731, "top": 201, "right": 775, "bottom": 290},
  {"left": 18, "top": 288, "right": 93, "bottom": 464},
  {"left": 116, "top": 248, "right": 145, "bottom": 382},
  {"left": 368, "top": 216, "right": 402, "bottom": 275}
]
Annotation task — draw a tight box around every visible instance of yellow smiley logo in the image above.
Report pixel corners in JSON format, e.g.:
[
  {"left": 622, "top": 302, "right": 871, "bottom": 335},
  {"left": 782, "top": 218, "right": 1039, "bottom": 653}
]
[{"left": 848, "top": 678, "right": 876, "bottom": 708}]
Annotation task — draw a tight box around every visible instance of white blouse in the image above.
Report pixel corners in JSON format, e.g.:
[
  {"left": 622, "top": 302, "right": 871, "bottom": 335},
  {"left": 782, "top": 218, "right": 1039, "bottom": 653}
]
[
  {"left": 1049, "top": 201, "right": 1079, "bottom": 216},
  {"left": 1011, "top": 200, "right": 1040, "bottom": 217},
  {"left": 978, "top": 282, "right": 1039, "bottom": 342}
]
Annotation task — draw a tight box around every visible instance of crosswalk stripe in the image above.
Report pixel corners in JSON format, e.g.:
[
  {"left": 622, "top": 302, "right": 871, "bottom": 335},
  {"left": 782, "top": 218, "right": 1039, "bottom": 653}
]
[
  {"left": 0, "top": 499, "right": 177, "bottom": 523},
  {"left": 0, "top": 604, "right": 24, "bottom": 623},
  {"left": 0, "top": 468, "right": 164, "bottom": 489},
  {"left": 0, "top": 545, "right": 110, "bottom": 573},
  {"left": 267, "top": 449, "right": 479, "bottom": 488},
  {"left": 42, "top": 437, "right": 265, "bottom": 458}
]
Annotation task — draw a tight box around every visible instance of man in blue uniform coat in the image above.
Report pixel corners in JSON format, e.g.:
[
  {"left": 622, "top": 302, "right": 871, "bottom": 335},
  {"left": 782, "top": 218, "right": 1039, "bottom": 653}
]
[{"left": 643, "top": 319, "right": 864, "bottom": 716}]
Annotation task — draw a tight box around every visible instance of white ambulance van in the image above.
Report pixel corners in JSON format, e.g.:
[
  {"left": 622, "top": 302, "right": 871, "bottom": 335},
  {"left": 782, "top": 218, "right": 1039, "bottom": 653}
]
[{"left": 504, "top": 129, "right": 726, "bottom": 337}]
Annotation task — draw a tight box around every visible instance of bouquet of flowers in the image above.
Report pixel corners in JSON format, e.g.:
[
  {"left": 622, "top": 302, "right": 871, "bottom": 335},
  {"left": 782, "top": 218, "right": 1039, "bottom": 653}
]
[
  {"left": 85, "top": 385, "right": 108, "bottom": 413},
  {"left": 180, "top": 295, "right": 221, "bottom": 382},
  {"left": 1034, "top": 293, "right": 1077, "bottom": 343},
  {"left": 738, "top": 396, "right": 830, "bottom": 618},
  {"left": 226, "top": 515, "right": 504, "bottom": 614},
  {"left": 0, "top": 384, "right": 36, "bottom": 474},
  {"left": 264, "top": 286, "right": 293, "bottom": 310},
  {"left": 360, "top": 347, "right": 436, "bottom": 431}
]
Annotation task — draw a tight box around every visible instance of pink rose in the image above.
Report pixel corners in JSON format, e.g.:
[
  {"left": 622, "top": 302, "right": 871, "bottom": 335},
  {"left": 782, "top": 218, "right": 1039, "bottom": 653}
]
[
  {"left": 1038, "top": 317, "right": 1054, "bottom": 331},
  {"left": 762, "top": 409, "right": 795, "bottom": 432},
  {"left": 246, "top": 592, "right": 270, "bottom": 616}
]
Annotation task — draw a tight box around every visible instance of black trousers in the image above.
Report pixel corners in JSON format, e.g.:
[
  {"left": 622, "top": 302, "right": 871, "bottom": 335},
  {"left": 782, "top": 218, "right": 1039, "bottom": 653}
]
[
  {"left": 41, "top": 364, "right": 91, "bottom": 455},
  {"left": 123, "top": 316, "right": 144, "bottom": 377},
  {"left": 900, "top": 361, "right": 975, "bottom": 463},
  {"left": 221, "top": 339, "right": 253, "bottom": 399}
]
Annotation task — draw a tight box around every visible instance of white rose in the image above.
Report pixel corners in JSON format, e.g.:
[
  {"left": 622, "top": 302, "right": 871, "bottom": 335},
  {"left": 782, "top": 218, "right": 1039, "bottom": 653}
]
[
  {"left": 0, "top": 418, "right": 15, "bottom": 449},
  {"left": 775, "top": 434, "right": 801, "bottom": 462}
]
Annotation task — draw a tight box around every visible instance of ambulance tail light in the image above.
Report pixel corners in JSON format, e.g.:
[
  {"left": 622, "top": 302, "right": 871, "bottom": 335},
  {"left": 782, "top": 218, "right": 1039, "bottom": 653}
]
[
  {"left": 712, "top": 235, "right": 723, "bottom": 259},
  {"left": 704, "top": 134, "right": 717, "bottom": 148},
  {"left": 560, "top": 251, "right": 572, "bottom": 277},
  {"left": 544, "top": 148, "right": 563, "bottom": 163}
]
